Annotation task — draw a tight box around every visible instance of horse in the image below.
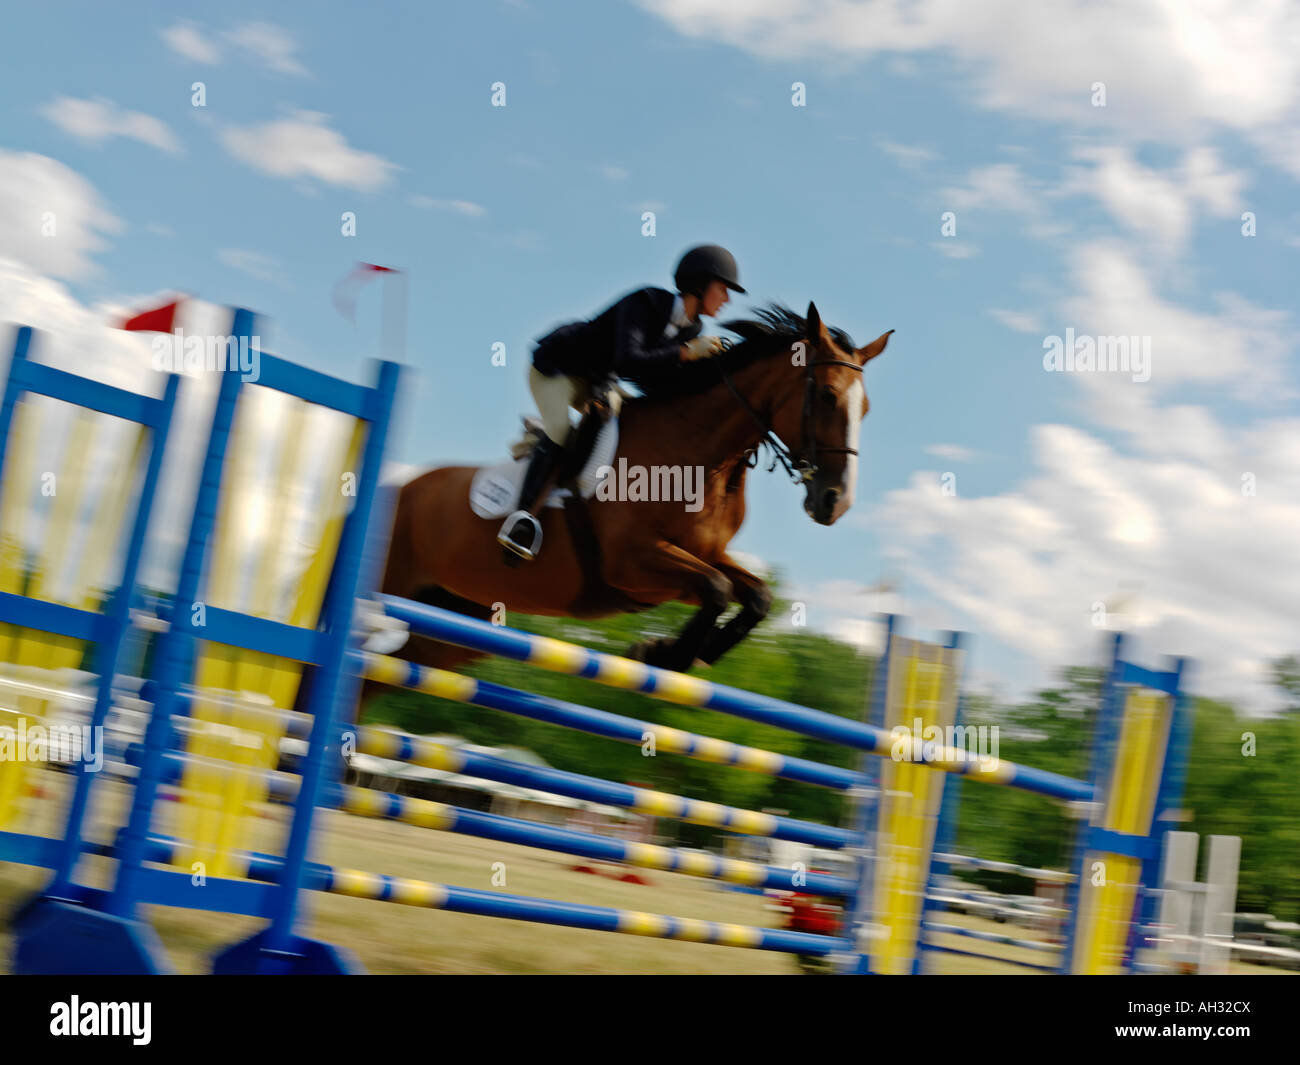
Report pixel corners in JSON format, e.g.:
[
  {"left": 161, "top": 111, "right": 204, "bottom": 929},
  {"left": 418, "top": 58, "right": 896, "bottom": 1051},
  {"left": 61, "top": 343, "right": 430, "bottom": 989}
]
[{"left": 376, "top": 302, "right": 892, "bottom": 679}]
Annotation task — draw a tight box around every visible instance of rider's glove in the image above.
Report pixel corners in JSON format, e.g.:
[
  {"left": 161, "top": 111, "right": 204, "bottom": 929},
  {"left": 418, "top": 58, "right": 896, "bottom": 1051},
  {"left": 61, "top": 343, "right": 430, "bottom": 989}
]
[{"left": 681, "top": 336, "right": 726, "bottom": 362}]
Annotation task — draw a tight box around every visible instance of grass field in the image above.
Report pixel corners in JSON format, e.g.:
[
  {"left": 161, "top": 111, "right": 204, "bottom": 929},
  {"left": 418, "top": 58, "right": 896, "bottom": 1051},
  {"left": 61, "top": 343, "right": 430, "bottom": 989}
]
[{"left": 0, "top": 776, "right": 1291, "bottom": 975}]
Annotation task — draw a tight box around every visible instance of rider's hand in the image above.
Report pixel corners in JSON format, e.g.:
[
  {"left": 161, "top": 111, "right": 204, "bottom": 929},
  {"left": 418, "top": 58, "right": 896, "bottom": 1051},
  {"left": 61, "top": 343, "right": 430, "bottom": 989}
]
[{"left": 681, "top": 336, "right": 726, "bottom": 362}]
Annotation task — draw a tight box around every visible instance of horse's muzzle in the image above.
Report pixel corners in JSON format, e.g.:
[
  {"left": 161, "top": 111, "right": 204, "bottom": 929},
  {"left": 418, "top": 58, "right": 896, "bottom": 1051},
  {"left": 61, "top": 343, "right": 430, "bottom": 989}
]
[{"left": 805, "top": 485, "right": 842, "bottom": 525}]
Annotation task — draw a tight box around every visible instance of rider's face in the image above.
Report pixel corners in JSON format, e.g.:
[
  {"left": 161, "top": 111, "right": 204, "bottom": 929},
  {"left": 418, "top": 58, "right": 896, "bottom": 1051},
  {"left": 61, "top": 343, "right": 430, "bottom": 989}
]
[{"left": 700, "top": 280, "right": 730, "bottom": 317}]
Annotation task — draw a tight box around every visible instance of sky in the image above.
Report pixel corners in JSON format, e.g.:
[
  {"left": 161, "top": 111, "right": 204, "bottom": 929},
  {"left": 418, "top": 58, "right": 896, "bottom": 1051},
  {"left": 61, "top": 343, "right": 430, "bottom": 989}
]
[{"left": 1, "top": 0, "right": 1297, "bottom": 710}]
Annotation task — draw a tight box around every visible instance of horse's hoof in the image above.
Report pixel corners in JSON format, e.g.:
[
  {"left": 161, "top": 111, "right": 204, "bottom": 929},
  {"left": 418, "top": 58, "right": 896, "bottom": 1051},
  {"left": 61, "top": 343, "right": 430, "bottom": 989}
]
[
  {"left": 642, "top": 640, "right": 685, "bottom": 671},
  {"left": 626, "top": 637, "right": 669, "bottom": 665}
]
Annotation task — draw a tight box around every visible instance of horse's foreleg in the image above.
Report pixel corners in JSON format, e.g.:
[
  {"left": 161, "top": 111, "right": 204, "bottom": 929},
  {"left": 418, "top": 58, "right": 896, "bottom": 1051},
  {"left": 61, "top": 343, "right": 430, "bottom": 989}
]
[
  {"left": 607, "top": 541, "right": 732, "bottom": 673},
  {"left": 697, "top": 555, "right": 772, "bottom": 666}
]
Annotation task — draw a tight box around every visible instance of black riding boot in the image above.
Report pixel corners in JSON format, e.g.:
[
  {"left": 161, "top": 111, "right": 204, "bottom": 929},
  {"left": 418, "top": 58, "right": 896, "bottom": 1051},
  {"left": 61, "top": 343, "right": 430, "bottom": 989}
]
[{"left": 497, "top": 434, "right": 563, "bottom": 560}]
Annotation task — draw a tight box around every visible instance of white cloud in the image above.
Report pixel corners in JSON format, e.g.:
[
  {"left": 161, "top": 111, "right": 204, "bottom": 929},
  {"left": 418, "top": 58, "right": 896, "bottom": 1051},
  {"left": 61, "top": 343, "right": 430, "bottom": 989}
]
[
  {"left": 218, "top": 248, "right": 280, "bottom": 282},
  {"left": 988, "top": 308, "right": 1041, "bottom": 333},
  {"left": 0, "top": 261, "right": 205, "bottom": 594},
  {"left": 1254, "top": 125, "right": 1300, "bottom": 183},
  {"left": 928, "top": 146, "right": 1243, "bottom": 260},
  {"left": 0, "top": 152, "right": 121, "bottom": 280},
  {"left": 932, "top": 240, "right": 977, "bottom": 259},
  {"left": 161, "top": 21, "right": 221, "bottom": 64},
  {"left": 0, "top": 260, "right": 363, "bottom": 599},
  {"left": 1061, "top": 241, "right": 1292, "bottom": 406},
  {"left": 1180, "top": 147, "right": 1248, "bottom": 215},
  {"left": 220, "top": 111, "right": 397, "bottom": 191},
  {"left": 1063, "top": 145, "right": 1246, "bottom": 253},
  {"left": 728, "top": 549, "right": 771, "bottom": 581},
  {"left": 161, "top": 20, "right": 307, "bottom": 76},
  {"left": 878, "top": 140, "right": 938, "bottom": 168},
  {"left": 223, "top": 22, "right": 308, "bottom": 76},
  {"left": 0, "top": 259, "right": 144, "bottom": 382},
  {"left": 862, "top": 240, "right": 1298, "bottom": 710},
  {"left": 408, "top": 195, "right": 487, "bottom": 216},
  {"left": 778, "top": 573, "right": 912, "bottom": 655},
  {"left": 925, "top": 443, "right": 976, "bottom": 462},
  {"left": 824, "top": 615, "right": 882, "bottom": 653},
  {"left": 872, "top": 419, "right": 1300, "bottom": 709},
  {"left": 40, "top": 96, "right": 180, "bottom": 154},
  {"left": 943, "top": 162, "right": 1039, "bottom": 214},
  {"left": 643, "top": 1, "right": 1300, "bottom": 175},
  {"left": 601, "top": 164, "right": 630, "bottom": 180}
]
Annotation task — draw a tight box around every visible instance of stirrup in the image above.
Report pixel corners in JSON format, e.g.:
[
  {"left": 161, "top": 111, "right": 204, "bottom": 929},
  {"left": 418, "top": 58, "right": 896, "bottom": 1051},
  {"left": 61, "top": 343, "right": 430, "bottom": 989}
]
[{"left": 498, "top": 510, "right": 543, "bottom": 560}]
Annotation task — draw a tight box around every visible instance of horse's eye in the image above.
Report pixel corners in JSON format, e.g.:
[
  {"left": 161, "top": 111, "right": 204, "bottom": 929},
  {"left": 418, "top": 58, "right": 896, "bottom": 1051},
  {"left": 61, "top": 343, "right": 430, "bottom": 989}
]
[{"left": 820, "top": 387, "right": 836, "bottom": 408}]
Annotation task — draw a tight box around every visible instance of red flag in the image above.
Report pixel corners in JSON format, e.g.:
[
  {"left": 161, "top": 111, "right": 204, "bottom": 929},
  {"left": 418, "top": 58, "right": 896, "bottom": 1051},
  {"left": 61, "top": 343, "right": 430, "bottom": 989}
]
[
  {"left": 121, "top": 299, "right": 183, "bottom": 333},
  {"left": 333, "top": 263, "right": 397, "bottom": 323}
]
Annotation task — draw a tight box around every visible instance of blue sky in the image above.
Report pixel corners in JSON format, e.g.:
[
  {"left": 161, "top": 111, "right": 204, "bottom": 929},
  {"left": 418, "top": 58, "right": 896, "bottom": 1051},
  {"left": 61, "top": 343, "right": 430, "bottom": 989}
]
[{"left": 2, "top": 1, "right": 1297, "bottom": 708}]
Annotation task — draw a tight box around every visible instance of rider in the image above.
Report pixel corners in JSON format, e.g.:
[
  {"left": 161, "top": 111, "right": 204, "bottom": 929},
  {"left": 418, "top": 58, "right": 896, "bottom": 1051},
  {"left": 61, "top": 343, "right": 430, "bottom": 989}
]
[{"left": 498, "top": 244, "right": 745, "bottom": 560}]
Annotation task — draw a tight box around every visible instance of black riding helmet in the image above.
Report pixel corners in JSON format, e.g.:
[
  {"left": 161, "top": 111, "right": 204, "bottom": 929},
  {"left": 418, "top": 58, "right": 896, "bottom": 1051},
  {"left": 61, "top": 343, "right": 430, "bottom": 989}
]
[{"left": 674, "top": 244, "right": 746, "bottom": 295}]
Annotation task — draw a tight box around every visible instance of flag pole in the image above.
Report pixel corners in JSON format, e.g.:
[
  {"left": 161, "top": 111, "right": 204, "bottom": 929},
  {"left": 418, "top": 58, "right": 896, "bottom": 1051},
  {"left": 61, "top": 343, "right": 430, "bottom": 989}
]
[{"left": 380, "top": 268, "right": 408, "bottom": 364}]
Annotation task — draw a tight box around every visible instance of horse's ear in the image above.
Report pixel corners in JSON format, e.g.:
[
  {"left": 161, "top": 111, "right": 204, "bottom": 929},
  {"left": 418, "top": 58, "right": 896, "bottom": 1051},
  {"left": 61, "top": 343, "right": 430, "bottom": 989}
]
[
  {"left": 856, "top": 329, "right": 894, "bottom": 363},
  {"left": 806, "top": 301, "right": 830, "bottom": 343}
]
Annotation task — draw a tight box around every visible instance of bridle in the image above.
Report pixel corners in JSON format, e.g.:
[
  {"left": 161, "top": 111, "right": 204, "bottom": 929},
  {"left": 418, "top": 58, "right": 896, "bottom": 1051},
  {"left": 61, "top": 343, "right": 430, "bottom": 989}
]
[{"left": 721, "top": 348, "right": 864, "bottom": 485}]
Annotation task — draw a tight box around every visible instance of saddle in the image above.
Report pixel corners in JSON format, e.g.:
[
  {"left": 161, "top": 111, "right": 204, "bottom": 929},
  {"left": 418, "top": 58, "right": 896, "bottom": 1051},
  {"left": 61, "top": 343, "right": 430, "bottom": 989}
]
[{"left": 470, "top": 392, "right": 620, "bottom": 520}]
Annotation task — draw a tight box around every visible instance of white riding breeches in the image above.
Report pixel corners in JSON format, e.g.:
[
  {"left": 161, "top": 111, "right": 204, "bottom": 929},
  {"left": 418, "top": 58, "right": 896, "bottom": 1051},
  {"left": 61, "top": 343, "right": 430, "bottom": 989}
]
[{"left": 528, "top": 367, "right": 622, "bottom": 445}]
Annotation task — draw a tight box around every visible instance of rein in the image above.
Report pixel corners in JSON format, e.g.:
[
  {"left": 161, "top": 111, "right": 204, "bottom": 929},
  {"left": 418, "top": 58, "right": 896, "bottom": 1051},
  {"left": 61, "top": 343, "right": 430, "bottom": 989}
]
[{"left": 720, "top": 350, "right": 863, "bottom": 485}]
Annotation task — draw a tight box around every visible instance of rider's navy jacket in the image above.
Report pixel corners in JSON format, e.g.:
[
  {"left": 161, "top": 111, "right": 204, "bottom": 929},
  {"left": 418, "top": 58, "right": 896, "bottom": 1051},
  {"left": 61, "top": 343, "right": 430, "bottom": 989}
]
[{"left": 532, "top": 287, "right": 703, "bottom": 383}]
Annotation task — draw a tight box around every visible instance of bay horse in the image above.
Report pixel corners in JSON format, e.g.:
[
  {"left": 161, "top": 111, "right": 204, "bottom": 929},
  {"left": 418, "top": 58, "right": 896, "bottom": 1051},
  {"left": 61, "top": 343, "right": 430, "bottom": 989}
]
[{"left": 377, "top": 302, "right": 892, "bottom": 678}]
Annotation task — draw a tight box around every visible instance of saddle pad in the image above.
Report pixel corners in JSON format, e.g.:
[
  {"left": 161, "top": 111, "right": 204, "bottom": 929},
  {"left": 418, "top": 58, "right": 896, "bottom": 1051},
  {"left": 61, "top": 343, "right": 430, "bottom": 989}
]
[{"left": 469, "top": 417, "right": 619, "bottom": 519}]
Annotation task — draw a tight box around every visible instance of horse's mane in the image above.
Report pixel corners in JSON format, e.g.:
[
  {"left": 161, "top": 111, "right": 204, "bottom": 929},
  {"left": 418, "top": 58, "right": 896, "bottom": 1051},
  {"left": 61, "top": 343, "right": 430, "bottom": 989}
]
[{"left": 628, "top": 303, "right": 856, "bottom": 405}]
